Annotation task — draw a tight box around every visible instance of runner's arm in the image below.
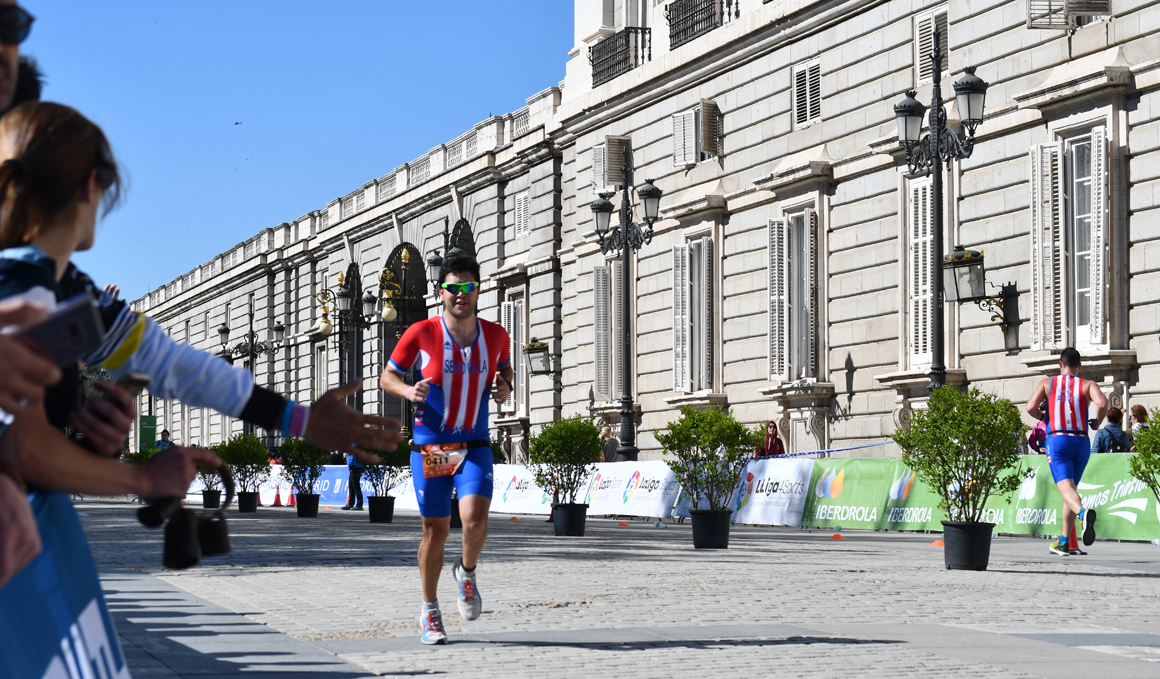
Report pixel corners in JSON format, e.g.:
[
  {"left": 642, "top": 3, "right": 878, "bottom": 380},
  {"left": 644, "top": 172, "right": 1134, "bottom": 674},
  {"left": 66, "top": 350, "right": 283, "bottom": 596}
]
[
  {"left": 492, "top": 364, "right": 514, "bottom": 404},
  {"left": 1087, "top": 381, "right": 1109, "bottom": 429},
  {"left": 1025, "top": 379, "right": 1049, "bottom": 419}
]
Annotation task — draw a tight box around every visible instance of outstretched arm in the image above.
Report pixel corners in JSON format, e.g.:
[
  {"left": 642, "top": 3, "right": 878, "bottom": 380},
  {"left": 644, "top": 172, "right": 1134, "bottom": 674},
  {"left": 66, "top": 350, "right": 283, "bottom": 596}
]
[
  {"left": 1026, "top": 379, "right": 1049, "bottom": 419},
  {"left": 1088, "top": 381, "right": 1109, "bottom": 430}
]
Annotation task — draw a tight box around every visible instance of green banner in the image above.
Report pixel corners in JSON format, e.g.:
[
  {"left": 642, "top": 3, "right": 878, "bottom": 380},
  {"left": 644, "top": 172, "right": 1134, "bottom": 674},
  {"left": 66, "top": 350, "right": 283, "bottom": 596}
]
[
  {"left": 802, "top": 454, "right": 1160, "bottom": 540},
  {"left": 139, "top": 415, "right": 156, "bottom": 452}
]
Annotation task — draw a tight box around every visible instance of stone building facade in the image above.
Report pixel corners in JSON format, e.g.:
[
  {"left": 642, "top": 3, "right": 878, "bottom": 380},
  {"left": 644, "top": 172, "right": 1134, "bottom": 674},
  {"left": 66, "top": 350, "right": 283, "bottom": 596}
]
[{"left": 133, "top": 0, "right": 1160, "bottom": 460}]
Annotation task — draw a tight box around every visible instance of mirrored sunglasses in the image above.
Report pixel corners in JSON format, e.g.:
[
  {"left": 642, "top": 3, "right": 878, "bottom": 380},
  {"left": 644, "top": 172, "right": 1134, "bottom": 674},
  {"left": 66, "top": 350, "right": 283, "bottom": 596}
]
[
  {"left": 0, "top": 6, "right": 33, "bottom": 46},
  {"left": 440, "top": 282, "right": 478, "bottom": 295}
]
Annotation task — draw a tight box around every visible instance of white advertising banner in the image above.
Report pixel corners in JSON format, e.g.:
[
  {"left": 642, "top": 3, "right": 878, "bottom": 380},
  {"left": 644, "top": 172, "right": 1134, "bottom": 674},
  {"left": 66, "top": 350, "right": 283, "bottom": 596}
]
[
  {"left": 730, "top": 458, "right": 816, "bottom": 526},
  {"left": 582, "top": 461, "right": 681, "bottom": 518},
  {"left": 489, "top": 463, "right": 553, "bottom": 515}
]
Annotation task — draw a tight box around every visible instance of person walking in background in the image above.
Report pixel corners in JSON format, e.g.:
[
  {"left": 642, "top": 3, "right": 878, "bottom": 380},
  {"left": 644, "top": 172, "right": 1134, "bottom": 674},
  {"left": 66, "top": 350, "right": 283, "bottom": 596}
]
[
  {"left": 600, "top": 424, "right": 619, "bottom": 463},
  {"left": 343, "top": 449, "right": 364, "bottom": 510},
  {"left": 154, "top": 429, "right": 174, "bottom": 450},
  {"left": 1092, "top": 407, "right": 1130, "bottom": 455},
  {"left": 1027, "top": 402, "right": 1047, "bottom": 455}
]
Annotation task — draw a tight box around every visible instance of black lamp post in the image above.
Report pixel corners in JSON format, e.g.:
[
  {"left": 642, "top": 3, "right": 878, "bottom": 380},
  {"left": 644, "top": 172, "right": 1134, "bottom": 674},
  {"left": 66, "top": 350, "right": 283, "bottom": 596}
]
[
  {"left": 892, "top": 26, "right": 988, "bottom": 391},
  {"left": 590, "top": 150, "right": 662, "bottom": 461},
  {"left": 425, "top": 217, "right": 466, "bottom": 290},
  {"left": 218, "top": 309, "right": 284, "bottom": 434}
]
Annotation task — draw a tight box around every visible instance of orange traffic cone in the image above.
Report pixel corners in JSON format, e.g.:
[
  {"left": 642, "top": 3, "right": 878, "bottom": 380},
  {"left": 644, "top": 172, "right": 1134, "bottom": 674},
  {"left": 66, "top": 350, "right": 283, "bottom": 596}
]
[
  {"left": 287, "top": 486, "right": 296, "bottom": 507},
  {"left": 1070, "top": 525, "right": 1080, "bottom": 553},
  {"left": 273, "top": 485, "right": 283, "bottom": 507}
]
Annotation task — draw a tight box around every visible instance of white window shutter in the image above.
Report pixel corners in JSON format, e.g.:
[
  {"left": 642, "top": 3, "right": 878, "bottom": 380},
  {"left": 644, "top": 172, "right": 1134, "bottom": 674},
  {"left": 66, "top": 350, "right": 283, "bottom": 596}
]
[
  {"left": 515, "top": 191, "right": 531, "bottom": 238},
  {"left": 1089, "top": 125, "right": 1109, "bottom": 345},
  {"left": 1029, "top": 142, "right": 1067, "bottom": 351},
  {"left": 808, "top": 63, "right": 821, "bottom": 122},
  {"left": 907, "top": 177, "right": 934, "bottom": 368},
  {"left": 672, "top": 111, "right": 695, "bottom": 167},
  {"left": 593, "top": 266, "right": 613, "bottom": 402},
  {"left": 805, "top": 208, "right": 820, "bottom": 378},
  {"left": 1067, "top": 0, "right": 1111, "bottom": 16},
  {"left": 672, "top": 245, "right": 691, "bottom": 392},
  {"left": 606, "top": 136, "right": 631, "bottom": 188},
  {"left": 916, "top": 10, "right": 949, "bottom": 84},
  {"left": 794, "top": 67, "right": 809, "bottom": 126},
  {"left": 501, "top": 301, "right": 515, "bottom": 412},
  {"left": 1028, "top": 0, "right": 1070, "bottom": 29},
  {"left": 513, "top": 298, "right": 527, "bottom": 416},
  {"left": 698, "top": 238, "right": 714, "bottom": 390},
  {"left": 700, "top": 100, "right": 720, "bottom": 157},
  {"left": 611, "top": 259, "right": 624, "bottom": 398},
  {"left": 593, "top": 144, "right": 607, "bottom": 193},
  {"left": 768, "top": 219, "right": 791, "bottom": 382}
]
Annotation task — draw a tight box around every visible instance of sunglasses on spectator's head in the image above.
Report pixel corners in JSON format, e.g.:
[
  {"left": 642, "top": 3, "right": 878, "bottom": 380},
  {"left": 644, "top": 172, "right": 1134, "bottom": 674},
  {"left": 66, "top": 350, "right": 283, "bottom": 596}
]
[
  {"left": 0, "top": 6, "right": 33, "bottom": 46},
  {"left": 440, "top": 282, "right": 478, "bottom": 295}
]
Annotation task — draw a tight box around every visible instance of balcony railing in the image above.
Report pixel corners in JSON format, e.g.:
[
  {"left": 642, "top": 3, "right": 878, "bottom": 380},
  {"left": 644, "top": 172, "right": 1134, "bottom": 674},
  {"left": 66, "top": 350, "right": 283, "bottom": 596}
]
[
  {"left": 589, "top": 27, "right": 651, "bottom": 88},
  {"left": 666, "top": 0, "right": 739, "bottom": 50}
]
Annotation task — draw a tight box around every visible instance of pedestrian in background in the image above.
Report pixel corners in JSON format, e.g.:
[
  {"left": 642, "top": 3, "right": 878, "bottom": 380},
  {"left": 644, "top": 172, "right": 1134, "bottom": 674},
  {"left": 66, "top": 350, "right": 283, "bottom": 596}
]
[
  {"left": 154, "top": 429, "right": 174, "bottom": 450},
  {"left": 1130, "top": 404, "right": 1149, "bottom": 435},
  {"left": 1027, "top": 401, "right": 1047, "bottom": 455},
  {"left": 600, "top": 424, "right": 619, "bottom": 463},
  {"left": 1092, "top": 406, "right": 1130, "bottom": 454},
  {"left": 343, "top": 450, "right": 364, "bottom": 510}
]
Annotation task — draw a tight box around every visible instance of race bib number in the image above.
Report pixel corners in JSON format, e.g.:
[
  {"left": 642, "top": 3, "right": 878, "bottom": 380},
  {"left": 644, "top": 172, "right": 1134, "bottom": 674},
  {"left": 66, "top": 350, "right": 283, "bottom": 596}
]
[{"left": 421, "top": 447, "right": 468, "bottom": 478}]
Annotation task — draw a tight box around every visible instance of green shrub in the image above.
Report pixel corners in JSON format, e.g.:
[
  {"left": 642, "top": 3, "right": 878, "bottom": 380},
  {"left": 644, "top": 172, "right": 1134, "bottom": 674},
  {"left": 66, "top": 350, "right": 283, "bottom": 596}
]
[
  {"left": 127, "top": 445, "right": 160, "bottom": 466},
  {"left": 527, "top": 416, "right": 602, "bottom": 504},
  {"left": 490, "top": 438, "right": 506, "bottom": 464},
  {"left": 219, "top": 434, "right": 271, "bottom": 492},
  {"left": 363, "top": 449, "right": 412, "bottom": 498},
  {"left": 197, "top": 440, "right": 227, "bottom": 491},
  {"left": 657, "top": 406, "right": 760, "bottom": 513},
  {"left": 1129, "top": 408, "right": 1160, "bottom": 504},
  {"left": 278, "top": 439, "right": 330, "bottom": 495},
  {"left": 892, "top": 385, "right": 1030, "bottom": 524}
]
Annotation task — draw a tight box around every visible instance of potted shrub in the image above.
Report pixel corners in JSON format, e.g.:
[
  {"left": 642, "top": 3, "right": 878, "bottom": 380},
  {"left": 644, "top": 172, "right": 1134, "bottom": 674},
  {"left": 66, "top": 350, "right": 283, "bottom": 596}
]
[
  {"left": 362, "top": 449, "right": 411, "bottom": 523},
  {"left": 1128, "top": 408, "right": 1160, "bottom": 508},
  {"left": 528, "top": 416, "right": 602, "bottom": 536},
  {"left": 127, "top": 445, "right": 161, "bottom": 504},
  {"left": 893, "top": 385, "right": 1029, "bottom": 571},
  {"left": 220, "top": 434, "right": 270, "bottom": 513},
  {"left": 279, "top": 439, "right": 329, "bottom": 517},
  {"left": 199, "top": 441, "right": 226, "bottom": 508},
  {"left": 658, "top": 406, "right": 760, "bottom": 549}
]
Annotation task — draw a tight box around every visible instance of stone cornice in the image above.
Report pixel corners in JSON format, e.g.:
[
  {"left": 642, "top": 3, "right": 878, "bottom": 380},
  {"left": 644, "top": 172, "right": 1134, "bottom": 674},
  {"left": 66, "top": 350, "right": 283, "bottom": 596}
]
[{"left": 1014, "top": 45, "right": 1134, "bottom": 114}]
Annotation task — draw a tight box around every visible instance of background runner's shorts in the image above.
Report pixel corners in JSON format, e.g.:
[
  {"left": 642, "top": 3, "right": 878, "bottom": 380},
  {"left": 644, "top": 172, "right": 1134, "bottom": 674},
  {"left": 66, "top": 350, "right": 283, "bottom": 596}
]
[
  {"left": 410, "top": 447, "right": 494, "bottom": 518},
  {"left": 1046, "top": 434, "right": 1090, "bottom": 484}
]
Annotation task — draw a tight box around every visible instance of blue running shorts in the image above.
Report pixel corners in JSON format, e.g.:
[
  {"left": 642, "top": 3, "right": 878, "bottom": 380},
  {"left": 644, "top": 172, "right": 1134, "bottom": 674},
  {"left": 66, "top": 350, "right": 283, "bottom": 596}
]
[
  {"left": 411, "top": 447, "right": 494, "bottom": 518},
  {"left": 1046, "top": 434, "right": 1090, "bottom": 484}
]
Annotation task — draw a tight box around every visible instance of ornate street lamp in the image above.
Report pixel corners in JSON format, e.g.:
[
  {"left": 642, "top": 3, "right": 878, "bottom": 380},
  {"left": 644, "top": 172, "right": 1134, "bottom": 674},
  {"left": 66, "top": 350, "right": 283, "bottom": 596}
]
[
  {"left": 942, "top": 245, "right": 985, "bottom": 303},
  {"left": 891, "top": 25, "right": 988, "bottom": 390},
  {"left": 523, "top": 338, "right": 553, "bottom": 376},
  {"left": 589, "top": 151, "right": 663, "bottom": 461},
  {"left": 220, "top": 306, "right": 283, "bottom": 435},
  {"left": 425, "top": 217, "right": 466, "bottom": 290}
]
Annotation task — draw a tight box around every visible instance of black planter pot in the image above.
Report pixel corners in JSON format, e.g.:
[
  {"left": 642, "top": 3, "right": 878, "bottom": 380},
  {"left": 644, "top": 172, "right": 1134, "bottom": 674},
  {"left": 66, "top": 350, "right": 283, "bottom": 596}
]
[
  {"left": 450, "top": 498, "right": 462, "bottom": 528},
  {"left": 202, "top": 490, "right": 221, "bottom": 509},
  {"left": 368, "top": 496, "right": 395, "bottom": 523},
  {"left": 296, "top": 493, "right": 320, "bottom": 518},
  {"left": 690, "top": 509, "right": 733, "bottom": 549},
  {"left": 941, "top": 521, "right": 995, "bottom": 571},
  {"left": 237, "top": 491, "right": 259, "bottom": 513},
  {"left": 553, "top": 503, "right": 588, "bottom": 537}
]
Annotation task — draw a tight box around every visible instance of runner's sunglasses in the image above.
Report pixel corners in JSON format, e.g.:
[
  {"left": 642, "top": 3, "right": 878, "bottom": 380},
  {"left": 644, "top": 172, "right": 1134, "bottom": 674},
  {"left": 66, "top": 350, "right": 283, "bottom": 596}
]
[
  {"left": 440, "top": 282, "right": 478, "bottom": 295},
  {"left": 0, "top": 6, "right": 33, "bottom": 46}
]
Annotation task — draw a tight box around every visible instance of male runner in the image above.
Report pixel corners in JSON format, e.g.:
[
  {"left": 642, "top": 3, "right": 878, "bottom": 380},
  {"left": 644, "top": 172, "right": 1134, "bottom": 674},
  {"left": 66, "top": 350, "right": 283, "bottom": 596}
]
[
  {"left": 1026, "top": 347, "right": 1107, "bottom": 556},
  {"left": 380, "top": 255, "right": 512, "bottom": 645}
]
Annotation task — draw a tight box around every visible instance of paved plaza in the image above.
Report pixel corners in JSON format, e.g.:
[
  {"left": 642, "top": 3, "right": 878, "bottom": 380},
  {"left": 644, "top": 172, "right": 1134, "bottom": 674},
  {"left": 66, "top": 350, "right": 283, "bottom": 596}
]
[{"left": 79, "top": 500, "right": 1160, "bottom": 678}]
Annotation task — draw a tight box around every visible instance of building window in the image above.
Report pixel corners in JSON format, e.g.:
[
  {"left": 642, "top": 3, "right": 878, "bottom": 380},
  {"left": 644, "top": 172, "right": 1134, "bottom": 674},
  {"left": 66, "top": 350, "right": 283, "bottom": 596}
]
[
  {"left": 313, "top": 344, "right": 328, "bottom": 402},
  {"left": 514, "top": 191, "right": 531, "bottom": 238},
  {"left": 672, "top": 99, "right": 721, "bottom": 168},
  {"left": 672, "top": 236, "right": 714, "bottom": 392},
  {"left": 914, "top": 7, "right": 948, "bottom": 86},
  {"left": 1027, "top": 0, "right": 1110, "bottom": 30},
  {"left": 593, "top": 261, "right": 625, "bottom": 402},
  {"left": 1029, "top": 126, "right": 1108, "bottom": 350},
  {"left": 592, "top": 136, "right": 632, "bottom": 193},
  {"left": 792, "top": 60, "right": 821, "bottom": 129},
  {"left": 906, "top": 175, "right": 934, "bottom": 368},
  {"left": 501, "top": 293, "right": 528, "bottom": 416},
  {"left": 768, "top": 210, "right": 819, "bottom": 382}
]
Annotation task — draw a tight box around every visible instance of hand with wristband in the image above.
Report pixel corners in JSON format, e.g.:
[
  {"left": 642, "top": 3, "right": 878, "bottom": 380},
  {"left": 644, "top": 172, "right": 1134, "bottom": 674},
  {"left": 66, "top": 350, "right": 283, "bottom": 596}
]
[
  {"left": 0, "top": 463, "right": 38, "bottom": 587},
  {"left": 492, "top": 375, "right": 512, "bottom": 405},
  {"left": 405, "top": 377, "right": 433, "bottom": 404}
]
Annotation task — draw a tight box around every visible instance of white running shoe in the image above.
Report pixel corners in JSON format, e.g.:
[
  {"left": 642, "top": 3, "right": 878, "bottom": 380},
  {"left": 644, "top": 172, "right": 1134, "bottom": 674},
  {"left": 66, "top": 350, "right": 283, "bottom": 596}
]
[
  {"left": 420, "top": 607, "right": 447, "bottom": 645},
  {"left": 453, "top": 558, "right": 482, "bottom": 621}
]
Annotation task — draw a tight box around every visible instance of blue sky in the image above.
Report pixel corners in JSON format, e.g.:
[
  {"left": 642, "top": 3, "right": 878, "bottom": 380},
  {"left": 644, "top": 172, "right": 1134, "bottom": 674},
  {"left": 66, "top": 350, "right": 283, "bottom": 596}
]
[{"left": 25, "top": 1, "right": 573, "bottom": 300}]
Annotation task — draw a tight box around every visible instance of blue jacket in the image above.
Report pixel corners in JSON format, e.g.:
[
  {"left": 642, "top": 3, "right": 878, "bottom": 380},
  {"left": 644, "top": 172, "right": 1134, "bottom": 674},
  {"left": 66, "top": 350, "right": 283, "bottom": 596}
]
[
  {"left": 1091, "top": 424, "right": 1130, "bottom": 454},
  {"left": 347, "top": 452, "right": 364, "bottom": 469}
]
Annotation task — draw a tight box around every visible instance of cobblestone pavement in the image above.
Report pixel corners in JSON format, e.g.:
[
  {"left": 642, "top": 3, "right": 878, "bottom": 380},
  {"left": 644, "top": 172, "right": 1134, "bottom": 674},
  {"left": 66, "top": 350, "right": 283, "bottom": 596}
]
[{"left": 78, "top": 499, "right": 1160, "bottom": 678}]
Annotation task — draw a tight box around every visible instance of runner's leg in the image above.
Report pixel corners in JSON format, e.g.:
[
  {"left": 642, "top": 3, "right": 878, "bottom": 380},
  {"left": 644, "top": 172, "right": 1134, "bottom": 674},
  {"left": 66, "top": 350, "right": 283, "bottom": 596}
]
[
  {"left": 451, "top": 448, "right": 494, "bottom": 621},
  {"left": 412, "top": 450, "right": 454, "bottom": 643},
  {"left": 459, "top": 494, "right": 491, "bottom": 569},
  {"left": 419, "top": 515, "right": 451, "bottom": 601}
]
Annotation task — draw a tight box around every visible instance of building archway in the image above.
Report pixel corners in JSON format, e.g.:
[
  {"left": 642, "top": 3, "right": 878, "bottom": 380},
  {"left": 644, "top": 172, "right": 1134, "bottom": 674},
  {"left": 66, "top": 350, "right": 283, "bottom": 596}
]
[{"left": 380, "top": 243, "right": 429, "bottom": 437}]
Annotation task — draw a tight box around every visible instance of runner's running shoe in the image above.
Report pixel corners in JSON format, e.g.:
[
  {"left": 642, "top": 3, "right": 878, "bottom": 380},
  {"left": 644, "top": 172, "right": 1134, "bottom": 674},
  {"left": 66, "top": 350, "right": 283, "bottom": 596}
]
[
  {"left": 1082, "top": 508, "right": 1097, "bottom": 546},
  {"left": 453, "top": 558, "right": 482, "bottom": 621},
  {"left": 1049, "top": 541, "right": 1070, "bottom": 556},
  {"left": 1069, "top": 547, "right": 1087, "bottom": 555},
  {"left": 420, "top": 608, "right": 447, "bottom": 645}
]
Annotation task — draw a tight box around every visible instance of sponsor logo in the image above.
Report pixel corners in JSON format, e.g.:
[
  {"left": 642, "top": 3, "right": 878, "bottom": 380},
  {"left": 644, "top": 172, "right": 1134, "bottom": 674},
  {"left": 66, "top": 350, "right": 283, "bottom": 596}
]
[
  {"left": 815, "top": 504, "right": 878, "bottom": 522},
  {"left": 887, "top": 506, "right": 933, "bottom": 524},
  {"left": 1016, "top": 507, "right": 1058, "bottom": 526},
  {"left": 814, "top": 467, "right": 845, "bottom": 498},
  {"left": 623, "top": 470, "right": 643, "bottom": 503},
  {"left": 443, "top": 357, "right": 488, "bottom": 375},
  {"left": 1019, "top": 467, "right": 1038, "bottom": 500},
  {"left": 1079, "top": 478, "right": 1151, "bottom": 523},
  {"left": 947, "top": 507, "right": 1005, "bottom": 524},
  {"left": 585, "top": 473, "right": 602, "bottom": 504},
  {"left": 889, "top": 469, "right": 915, "bottom": 501},
  {"left": 736, "top": 472, "right": 756, "bottom": 510},
  {"left": 502, "top": 475, "right": 531, "bottom": 503}
]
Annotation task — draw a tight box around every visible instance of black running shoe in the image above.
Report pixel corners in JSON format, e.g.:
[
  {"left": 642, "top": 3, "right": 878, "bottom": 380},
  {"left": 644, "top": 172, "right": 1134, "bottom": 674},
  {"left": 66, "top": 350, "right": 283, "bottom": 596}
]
[{"left": 1082, "top": 508, "right": 1097, "bottom": 546}]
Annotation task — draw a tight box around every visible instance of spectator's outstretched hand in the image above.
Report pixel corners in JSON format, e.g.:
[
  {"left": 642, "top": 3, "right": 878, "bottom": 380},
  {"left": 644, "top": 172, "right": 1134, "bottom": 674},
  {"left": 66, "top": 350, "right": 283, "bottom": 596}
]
[
  {"left": 0, "top": 299, "right": 61, "bottom": 415},
  {"left": 304, "top": 380, "right": 403, "bottom": 464},
  {"left": 103, "top": 284, "right": 121, "bottom": 302},
  {"left": 137, "top": 446, "right": 223, "bottom": 500},
  {"left": 71, "top": 382, "right": 134, "bottom": 457},
  {"left": 0, "top": 473, "right": 40, "bottom": 587}
]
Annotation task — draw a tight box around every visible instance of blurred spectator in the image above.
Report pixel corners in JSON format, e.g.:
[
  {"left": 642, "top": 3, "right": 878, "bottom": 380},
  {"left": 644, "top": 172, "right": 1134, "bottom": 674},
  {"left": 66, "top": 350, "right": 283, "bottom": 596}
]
[{"left": 1092, "top": 406, "right": 1130, "bottom": 454}]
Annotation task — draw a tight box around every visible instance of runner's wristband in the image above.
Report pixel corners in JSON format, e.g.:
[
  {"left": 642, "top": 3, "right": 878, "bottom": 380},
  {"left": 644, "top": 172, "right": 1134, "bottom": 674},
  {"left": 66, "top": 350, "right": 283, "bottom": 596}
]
[
  {"left": 0, "top": 459, "right": 27, "bottom": 493},
  {"left": 405, "top": 386, "right": 414, "bottom": 401}
]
